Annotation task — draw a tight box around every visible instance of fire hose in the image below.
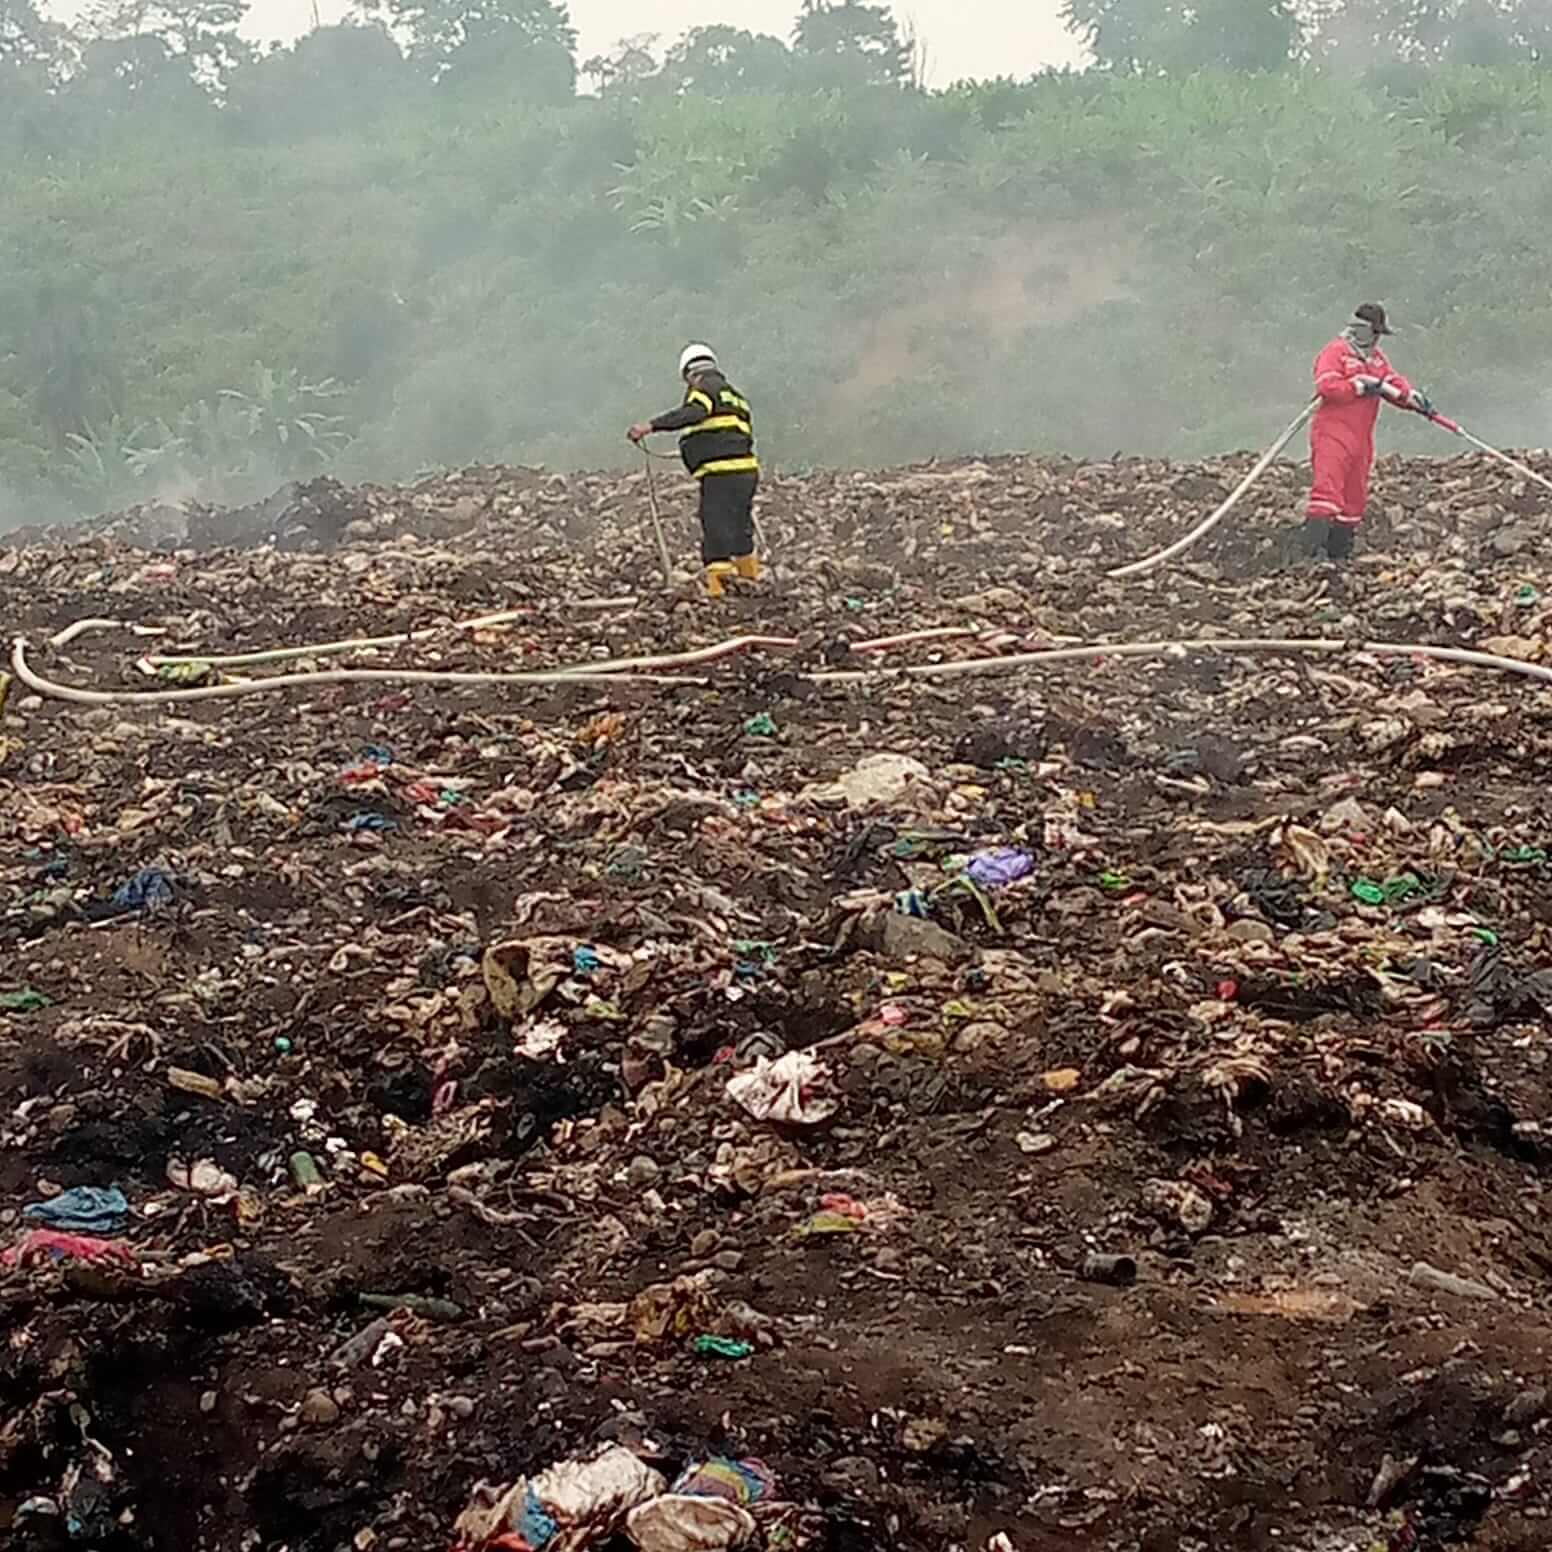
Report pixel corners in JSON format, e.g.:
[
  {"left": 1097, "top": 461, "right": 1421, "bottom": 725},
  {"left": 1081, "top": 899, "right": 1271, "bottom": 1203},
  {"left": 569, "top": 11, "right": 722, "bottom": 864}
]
[
  {"left": 640, "top": 451, "right": 675, "bottom": 587},
  {"left": 1111, "top": 386, "right": 1552, "bottom": 579},
  {"left": 9, "top": 619, "right": 979, "bottom": 708},
  {"left": 7, "top": 637, "right": 711, "bottom": 705},
  {"left": 13, "top": 629, "right": 1552, "bottom": 711},
  {"left": 807, "top": 636, "right": 1552, "bottom": 688},
  {"left": 143, "top": 629, "right": 803, "bottom": 678},
  {"left": 1108, "top": 399, "right": 1319, "bottom": 580},
  {"left": 1416, "top": 407, "right": 1552, "bottom": 498},
  {"left": 50, "top": 600, "right": 642, "bottom": 660},
  {"left": 41, "top": 614, "right": 997, "bottom": 677}
]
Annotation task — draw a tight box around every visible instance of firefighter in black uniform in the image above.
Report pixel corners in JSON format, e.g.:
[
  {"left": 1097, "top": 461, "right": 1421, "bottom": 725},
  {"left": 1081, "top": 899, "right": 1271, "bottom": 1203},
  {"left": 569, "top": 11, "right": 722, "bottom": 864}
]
[{"left": 629, "top": 343, "right": 759, "bottom": 597}]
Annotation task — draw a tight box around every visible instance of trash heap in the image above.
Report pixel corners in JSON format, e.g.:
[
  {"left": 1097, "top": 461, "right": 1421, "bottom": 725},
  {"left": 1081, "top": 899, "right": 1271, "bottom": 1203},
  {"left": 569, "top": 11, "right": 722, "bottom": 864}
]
[{"left": 2, "top": 445, "right": 1552, "bottom": 1552}]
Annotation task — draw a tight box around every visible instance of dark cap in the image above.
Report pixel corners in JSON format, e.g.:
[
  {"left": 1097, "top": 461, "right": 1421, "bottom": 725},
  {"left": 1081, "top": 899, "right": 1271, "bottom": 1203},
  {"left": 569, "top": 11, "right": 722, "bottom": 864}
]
[{"left": 1354, "top": 302, "right": 1395, "bottom": 335}]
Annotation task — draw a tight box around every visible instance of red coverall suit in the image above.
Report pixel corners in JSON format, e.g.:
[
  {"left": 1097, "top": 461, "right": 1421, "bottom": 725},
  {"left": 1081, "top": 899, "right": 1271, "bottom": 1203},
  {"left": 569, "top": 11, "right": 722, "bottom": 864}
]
[{"left": 1307, "top": 337, "right": 1412, "bottom": 525}]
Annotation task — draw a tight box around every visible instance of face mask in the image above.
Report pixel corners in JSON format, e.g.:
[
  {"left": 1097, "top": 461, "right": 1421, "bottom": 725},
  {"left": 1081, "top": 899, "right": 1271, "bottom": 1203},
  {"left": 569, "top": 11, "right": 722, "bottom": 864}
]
[{"left": 1347, "top": 320, "right": 1378, "bottom": 352}]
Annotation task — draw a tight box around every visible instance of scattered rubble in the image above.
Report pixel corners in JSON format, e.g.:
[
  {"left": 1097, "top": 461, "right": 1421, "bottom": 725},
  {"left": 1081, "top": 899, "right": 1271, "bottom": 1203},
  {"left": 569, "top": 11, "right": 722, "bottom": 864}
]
[{"left": 3, "top": 445, "right": 1552, "bottom": 1550}]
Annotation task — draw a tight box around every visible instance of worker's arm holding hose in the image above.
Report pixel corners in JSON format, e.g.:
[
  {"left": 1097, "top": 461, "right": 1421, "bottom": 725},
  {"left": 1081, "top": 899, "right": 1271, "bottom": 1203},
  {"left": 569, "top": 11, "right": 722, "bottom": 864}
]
[
  {"left": 1376, "top": 358, "right": 1414, "bottom": 407},
  {"left": 1377, "top": 376, "right": 1436, "bottom": 417},
  {"left": 628, "top": 388, "right": 711, "bottom": 444},
  {"left": 1313, "top": 340, "right": 1367, "bottom": 404}
]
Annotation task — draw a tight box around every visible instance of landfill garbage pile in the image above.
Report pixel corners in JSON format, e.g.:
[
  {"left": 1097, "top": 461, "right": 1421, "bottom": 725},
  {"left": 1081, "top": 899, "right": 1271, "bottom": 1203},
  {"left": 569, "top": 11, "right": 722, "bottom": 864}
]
[{"left": 3, "top": 444, "right": 1552, "bottom": 1552}]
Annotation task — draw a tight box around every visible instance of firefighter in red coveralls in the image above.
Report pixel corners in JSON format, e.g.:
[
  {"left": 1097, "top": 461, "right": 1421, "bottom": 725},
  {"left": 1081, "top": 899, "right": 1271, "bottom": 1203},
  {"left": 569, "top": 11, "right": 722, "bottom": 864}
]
[{"left": 1306, "top": 302, "right": 1433, "bottom": 559}]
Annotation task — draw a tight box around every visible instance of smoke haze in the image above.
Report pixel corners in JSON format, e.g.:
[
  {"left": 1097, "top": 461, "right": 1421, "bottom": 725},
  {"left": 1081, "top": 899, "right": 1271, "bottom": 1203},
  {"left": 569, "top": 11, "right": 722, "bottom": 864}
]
[{"left": 6, "top": 1, "right": 1552, "bottom": 531}]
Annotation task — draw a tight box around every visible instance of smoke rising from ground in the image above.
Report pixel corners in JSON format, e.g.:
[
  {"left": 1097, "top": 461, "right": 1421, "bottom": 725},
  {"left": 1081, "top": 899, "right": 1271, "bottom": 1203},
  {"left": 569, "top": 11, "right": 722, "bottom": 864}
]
[{"left": 3, "top": 5, "right": 1552, "bottom": 531}]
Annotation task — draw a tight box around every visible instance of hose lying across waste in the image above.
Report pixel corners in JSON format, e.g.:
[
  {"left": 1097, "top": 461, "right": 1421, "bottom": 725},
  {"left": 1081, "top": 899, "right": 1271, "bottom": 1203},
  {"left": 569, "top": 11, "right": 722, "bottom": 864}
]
[
  {"left": 13, "top": 630, "right": 1552, "bottom": 708},
  {"left": 8, "top": 638, "right": 708, "bottom": 706},
  {"left": 1108, "top": 399, "right": 1320, "bottom": 580},
  {"left": 143, "top": 632, "right": 802, "bottom": 678},
  {"left": 16, "top": 613, "right": 1008, "bottom": 709},
  {"left": 1110, "top": 395, "right": 1552, "bottom": 583},
  {"left": 810, "top": 636, "right": 1552, "bottom": 687},
  {"left": 70, "top": 609, "right": 981, "bottom": 677},
  {"left": 50, "top": 602, "right": 642, "bottom": 660},
  {"left": 145, "top": 610, "right": 530, "bottom": 668},
  {"left": 50, "top": 618, "right": 156, "bottom": 650},
  {"left": 1423, "top": 412, "right": 1552, "bottom": 500}
]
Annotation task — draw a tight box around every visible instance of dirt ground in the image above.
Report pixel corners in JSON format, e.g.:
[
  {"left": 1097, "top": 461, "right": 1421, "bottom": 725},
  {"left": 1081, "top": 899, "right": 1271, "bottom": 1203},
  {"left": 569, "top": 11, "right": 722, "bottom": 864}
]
[{"left": 3, "top": 446, "right": 1552, "bottom": 1552}]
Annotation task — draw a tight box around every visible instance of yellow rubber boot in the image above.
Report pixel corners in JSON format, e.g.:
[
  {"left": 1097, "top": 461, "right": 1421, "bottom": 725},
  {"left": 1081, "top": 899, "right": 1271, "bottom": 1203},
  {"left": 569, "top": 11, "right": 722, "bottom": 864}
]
[
  {"left": 705, "top": 562, "right": 738, "bottom": 598},
  {"left": 734, "top": 554, "right": 760, "bottom": 582}
]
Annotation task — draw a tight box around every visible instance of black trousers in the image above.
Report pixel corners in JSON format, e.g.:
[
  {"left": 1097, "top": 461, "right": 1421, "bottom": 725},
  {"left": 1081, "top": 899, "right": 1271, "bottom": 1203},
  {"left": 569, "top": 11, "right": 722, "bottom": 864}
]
[{"left": 698, "top": 471, "right": 758, "bottom": 564}]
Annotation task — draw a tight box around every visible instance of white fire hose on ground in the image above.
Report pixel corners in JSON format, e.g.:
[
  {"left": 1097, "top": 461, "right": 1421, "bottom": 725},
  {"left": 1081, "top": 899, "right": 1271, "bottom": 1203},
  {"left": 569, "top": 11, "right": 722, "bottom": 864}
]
[
  {"left": 1108, "top": 400, "right": 1318, "bottom": 579},
  {"left": 12, "top": 629, "right": 1552, "bottom": 711}
]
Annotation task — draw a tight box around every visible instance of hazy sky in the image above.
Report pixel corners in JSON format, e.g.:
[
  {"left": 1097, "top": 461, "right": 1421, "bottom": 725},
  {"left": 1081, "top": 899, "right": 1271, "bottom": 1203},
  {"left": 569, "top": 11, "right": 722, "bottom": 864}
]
[{"left": 45, "top": 1, "right": 1083, "bottom": 85}]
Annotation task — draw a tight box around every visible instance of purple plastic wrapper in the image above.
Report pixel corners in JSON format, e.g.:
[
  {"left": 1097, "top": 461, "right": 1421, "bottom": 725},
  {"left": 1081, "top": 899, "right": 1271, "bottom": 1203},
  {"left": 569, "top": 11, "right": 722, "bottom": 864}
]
[{"left": 965, "top": 848, "right": 1035, "bottom": 888}]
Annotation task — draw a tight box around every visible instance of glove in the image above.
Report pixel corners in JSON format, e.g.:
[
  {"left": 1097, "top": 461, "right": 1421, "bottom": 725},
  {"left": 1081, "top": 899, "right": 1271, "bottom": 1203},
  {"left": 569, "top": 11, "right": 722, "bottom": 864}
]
[
  {"left": 1408, "top": 389, "right": 1435, "bottom": 416},
  {"left": 627, "top": 423, "right": 652, "bottom": 444},
  {"left": 1353, "top": 376, "right": 1382, "bottom": 398}
]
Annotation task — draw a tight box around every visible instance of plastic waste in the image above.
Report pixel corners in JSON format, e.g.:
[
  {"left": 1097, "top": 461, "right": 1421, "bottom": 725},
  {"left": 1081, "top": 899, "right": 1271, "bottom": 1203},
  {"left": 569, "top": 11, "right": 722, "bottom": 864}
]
[
  {"left": 1141, "top": 1178, "right": 1213, "bottom": 1234},
  {"left": 453, "top": 1444, "right": 666, "bottom": 1551},
  {"left": 110, "top": 867, "right": 176, "bottom": 913},
  {"left": 725, "top": 1051, "right": 837, "bottom": 1125},
  {"left": 156, "top": 659, "right": 214, "bottom": 685},
  {"left": 360, "top": 1291, "right": 465, "bottom": 1321},
  {"left": 627, "top": 1495, "right": 755, "bottom": 1551},
  {"left": 1499, "top": 845, "right": 1548, "bottom": 866},
  {"left": 167, "top": 1158, "right": 239, "bottom": 1198},
  {"left": 483, "top": 937, "right": 569, "bottom": 1021},
  {"left": 965, "top": 847, "right": 1035, "bottom": 888},
  {"left": 731, "top": 938, "right": 778, "bottom": 966},
  {"left": 516, "top": 1019, "right": 568, "bottom": 1061},
  {"left": 628, "top": 1276, "right": 717, "bottom": 1345},
  {"left": 23, "top": 1186, "right": 130, "bottom": 1234},
  {"left": 890, "top": 826, "right": 971, "bottom": 860},
  {"left": 1409, "top": 1261, "right": 1498, "bottom": 1302},
  {"left": 1277, "top": 823, "right": 1331, "bottom": 881},
  {"left": 330, "top": 1315, "right": 396, "bottom": 1369},
  {"left": 167, "top": 1066, "right": 225, "bottom": 1101},
  {"left": 1351, "top": 873, "right": 1430, "bottom": 907},
  {"left": 1080, "top": 1251, "right": 1137, "bottom": 1286},
  {"left": 743, "top": 712, "right": 777, "bottom": 737},
  {"left": 692, "top": 1335, "right": 752, "bottom": 1360},
  {"left": 793, "top": 1209, "right": 862, "bottom": 1237},
  {"left": 3, "top": 1230, "right": 138, "bottom": 1269},
  {"left": 806, "top": 752, "right": 930, "bottom": 810},
  {"left": 343, "top": 811, "right": 397, "bottom": 833},
  {"left": 0, "top": 987, "right": 51, "bottom": 1011},
  {"left": 671, "top": 1459, "right": 775, "bottom": 1505}
]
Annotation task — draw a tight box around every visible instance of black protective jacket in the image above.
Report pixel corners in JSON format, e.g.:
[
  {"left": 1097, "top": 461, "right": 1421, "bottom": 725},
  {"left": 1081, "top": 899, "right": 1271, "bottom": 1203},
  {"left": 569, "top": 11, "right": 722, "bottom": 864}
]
[{"left": 649, "top": 371, "right": 759, "bottom": 479}]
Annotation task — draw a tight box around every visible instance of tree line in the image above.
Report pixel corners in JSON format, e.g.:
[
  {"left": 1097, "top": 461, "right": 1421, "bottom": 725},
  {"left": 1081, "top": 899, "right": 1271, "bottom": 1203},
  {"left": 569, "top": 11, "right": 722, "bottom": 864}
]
[
  {"left": 1065, "top": 1, "right": 1552, "bottom": 75},
  {"left": 6, "top": 0, "right": 1550, "bottom": 140},
  {"left": 3, "top": 0, "right": 1552, "bottom": 523}
]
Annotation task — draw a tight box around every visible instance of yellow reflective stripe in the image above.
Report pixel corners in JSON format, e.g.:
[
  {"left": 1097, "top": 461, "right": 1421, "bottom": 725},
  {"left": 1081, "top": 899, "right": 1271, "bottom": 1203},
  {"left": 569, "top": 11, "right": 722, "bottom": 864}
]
[
  {"left": 718, "top": 390, "right": 750, "bottom": 413},
  {"left": 687, "top": 389, "right": 714, "bottom": 412},
  {"left": 695, "top": 456, "right": 760, "bottom": 478},
  {"left": 682, "top": 415, "right": 752, "bottom": 436}
]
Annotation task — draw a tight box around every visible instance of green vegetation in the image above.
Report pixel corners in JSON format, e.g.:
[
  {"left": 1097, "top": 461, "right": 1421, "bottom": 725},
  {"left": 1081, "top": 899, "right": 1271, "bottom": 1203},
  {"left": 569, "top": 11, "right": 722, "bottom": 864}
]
[{"left": 3, "top": 0, "right": 1552, "bottom": 522}]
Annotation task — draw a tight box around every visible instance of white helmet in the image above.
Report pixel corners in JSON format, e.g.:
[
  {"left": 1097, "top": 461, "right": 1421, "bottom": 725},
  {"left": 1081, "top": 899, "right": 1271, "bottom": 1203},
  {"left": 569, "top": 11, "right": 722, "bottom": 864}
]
[{"left": 678, "top": 342, "right": 717, "bottom": 378}]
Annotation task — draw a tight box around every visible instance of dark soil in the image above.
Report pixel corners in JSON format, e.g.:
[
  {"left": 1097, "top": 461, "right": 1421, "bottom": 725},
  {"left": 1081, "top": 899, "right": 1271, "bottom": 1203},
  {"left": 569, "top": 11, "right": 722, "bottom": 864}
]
[{"left": 3, "top": 447, "right": 1552, "bottom": 1551}]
